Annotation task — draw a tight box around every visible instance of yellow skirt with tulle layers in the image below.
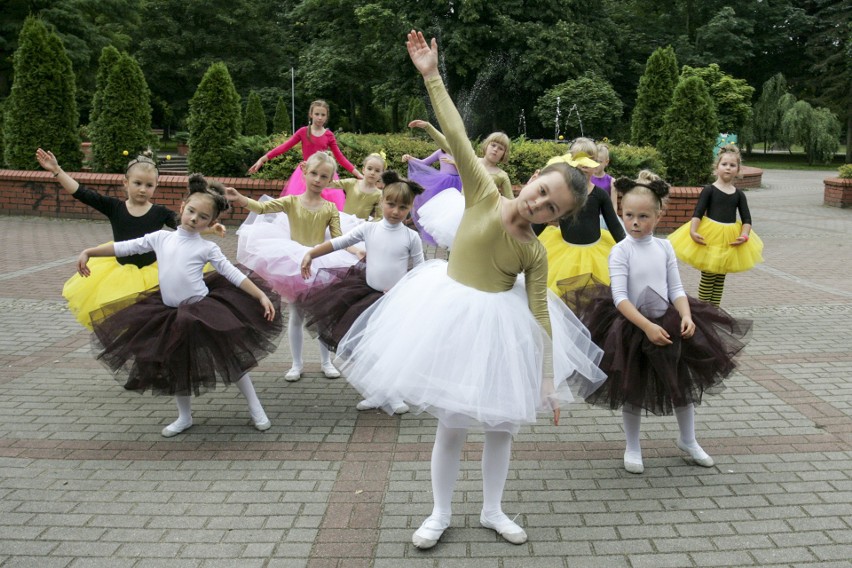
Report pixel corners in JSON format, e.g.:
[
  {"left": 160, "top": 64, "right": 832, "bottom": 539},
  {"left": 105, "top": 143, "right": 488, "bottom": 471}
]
[
  {"left": 62, "top": 243, "right": 214, "bottom": 329},
  {"left": 539, "top": 225, "right": 616, "bottom": 292},
  {"left": 667, "top": 217, "right": 764, "bottom": 274},
  {"left": 62, "top": 256, "right": 160, "bottom": 330}
]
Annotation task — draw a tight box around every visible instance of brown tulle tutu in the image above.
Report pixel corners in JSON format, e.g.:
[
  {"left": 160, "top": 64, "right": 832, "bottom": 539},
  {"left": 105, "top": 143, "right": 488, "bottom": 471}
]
[
  {"left": 91, "top": 271, "right": 283, "bottom": 396},
  {"left": 559, "top": 276, "right": 751, "bottom": 415},
  {"left": 296, "top": 260, "right": 383, "bottom": 352}
]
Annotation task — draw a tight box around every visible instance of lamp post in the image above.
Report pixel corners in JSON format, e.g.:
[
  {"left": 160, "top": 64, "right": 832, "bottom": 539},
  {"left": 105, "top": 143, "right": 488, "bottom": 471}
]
[{"left": 290, "top": 65, "right": 296, "bottom": 135}]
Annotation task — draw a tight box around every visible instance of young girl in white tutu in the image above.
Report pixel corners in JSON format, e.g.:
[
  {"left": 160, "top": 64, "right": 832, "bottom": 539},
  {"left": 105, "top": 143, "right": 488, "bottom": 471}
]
[
  {"left": 79, "top": 175, "right": 281, "bottom": 437},
  {"left": 226, "top": 152, "right": 360, "bottom": 381},
  {"left": 298, "top": 171, "right": 425, "bottom": 414},
  {"left": 334, "top": 31, "right": 606, "bottom": 549}
]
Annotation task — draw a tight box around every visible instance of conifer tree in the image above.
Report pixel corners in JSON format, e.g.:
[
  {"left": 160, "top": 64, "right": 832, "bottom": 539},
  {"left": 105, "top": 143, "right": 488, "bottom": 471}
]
[
  {"left": 188, "top": 62, "right": 241, "bottom": 175},
  {"left": 630, "top": 46, "right": 679, "bottom": 147},
  {"left": 89, "top": 46, "right": 121, "bottom": 131},
  {"left": 91, "top": 53, "right": 152, "bottom": 173},
  {"left": 244, "top": 91, "right": 267, "bottom": 136},
  {"left": 273, "top": 95, "right": 289, "bottom": 135},
  {"left": 4, "top": 17, "right": 81, "bottom": 170},
  {"left": 658, "top": 76, "right": 718, "bottom": 186}
]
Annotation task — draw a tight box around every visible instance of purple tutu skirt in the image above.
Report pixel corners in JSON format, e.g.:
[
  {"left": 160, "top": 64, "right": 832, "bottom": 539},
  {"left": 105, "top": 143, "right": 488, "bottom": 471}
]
[
  {"left": 91, "top": 271, "right": 283, "bottom": 396},
  {"left": 279, "top": 166, "right": 346, "bottom": 211},
  {"left": 296, "top": 260, "right": 383, "bottom": 352},
  {"left": 560, "top": 277, "right": 751, "bottom": 415},
  {"left": 408, "top": 160, "right": 462, "bottom": 246}
]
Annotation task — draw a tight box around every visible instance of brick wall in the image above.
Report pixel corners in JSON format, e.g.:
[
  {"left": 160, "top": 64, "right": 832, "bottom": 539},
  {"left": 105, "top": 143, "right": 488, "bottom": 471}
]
[
  {"left": 823, "top": 177, "right": 852, "bottom": 208},
  {"left": 0, "top": 170, "right": 286, "bottom": 225}
]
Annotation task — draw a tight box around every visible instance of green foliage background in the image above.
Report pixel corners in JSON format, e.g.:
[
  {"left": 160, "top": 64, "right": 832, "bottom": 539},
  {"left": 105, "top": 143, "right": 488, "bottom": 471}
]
[{"left": 188, "top": 62, "right": 242, "bottom": 175}]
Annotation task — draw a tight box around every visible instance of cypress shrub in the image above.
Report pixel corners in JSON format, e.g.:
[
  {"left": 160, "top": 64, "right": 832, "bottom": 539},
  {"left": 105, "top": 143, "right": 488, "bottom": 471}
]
[
  {"left": 658, "top": 76, "right": 718, "bottom": 186},
  {"left": 4, "top": 17, "right": 81, "bottom": 170},
  {"left": 91, "top": 53, "right": 153, "bottom": 173},
  {"left": 244, "top": 91, "right": 267, "bottom": 136},
  {"left": 188, "top": 62, "right": 241, "bottom": 175},
  {"left": 89, "top": 46, "right": 121, "bottom": 131},
  {"left": 273, "top": 95, "right": 290, "bottom": 135},
  {"left": 630, "top": 46, "right": 678, "bottom": 147}
]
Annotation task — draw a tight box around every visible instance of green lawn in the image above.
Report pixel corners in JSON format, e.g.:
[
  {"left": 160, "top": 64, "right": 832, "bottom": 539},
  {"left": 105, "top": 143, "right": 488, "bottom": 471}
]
[{"left": 744, "top": 147, "right": 846, "bottom": 171}]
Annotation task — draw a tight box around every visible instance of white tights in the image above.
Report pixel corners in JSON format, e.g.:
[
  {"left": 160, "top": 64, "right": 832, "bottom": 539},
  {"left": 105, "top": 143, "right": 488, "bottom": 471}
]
[
  {"left": 287, "top": 304, "right": 331, "bottom": 369},
  {"left": 429, "top": 422, "right": 513, "bottom": 519},
  {"left": 172, "top": 373, "right": 267, "bottom": 426},
  {"left": 622, "top": 402, "right": 701, "bottom": 455}
]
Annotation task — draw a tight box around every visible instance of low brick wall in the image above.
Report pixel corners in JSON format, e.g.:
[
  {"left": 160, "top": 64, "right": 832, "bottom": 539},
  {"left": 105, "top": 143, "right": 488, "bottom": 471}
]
[
  {"left": 0, "top": 170, "right": 286, "bottom": 225},
  {"left": 0, "top": 169, "right": 708, "bottom": 233},
  {"left": 658, "top": 186, "right": 701, "bottom": 234},
  {"left": 735, "top": 165, "right": 762, "bottom": 189},
  {"left": 823, "top": 177, "right": 852, "bottom": 208}
]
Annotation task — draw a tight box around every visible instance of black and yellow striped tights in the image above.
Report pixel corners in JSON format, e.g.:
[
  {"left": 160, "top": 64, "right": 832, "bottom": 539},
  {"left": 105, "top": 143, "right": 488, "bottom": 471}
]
[{"left": 698, "top": 272, "right": 726, "bottom": 306}]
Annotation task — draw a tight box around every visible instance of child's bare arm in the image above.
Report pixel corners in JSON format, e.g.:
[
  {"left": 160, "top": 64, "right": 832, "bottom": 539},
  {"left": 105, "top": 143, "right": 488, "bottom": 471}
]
[{"left": 36, "top": 148, "right": 80, "bottom": 194}]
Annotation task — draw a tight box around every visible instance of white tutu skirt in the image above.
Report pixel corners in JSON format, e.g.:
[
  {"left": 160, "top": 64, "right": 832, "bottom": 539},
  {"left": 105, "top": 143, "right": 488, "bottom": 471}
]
[
  {"left": 236, "top": 196, "right": 360, "bottom": 303},
  {"left": 335, "top": 260, "right": 606, "bottom": 433},
  {"left": 416, "top": 188, "right": 465, "bottom": 249}
]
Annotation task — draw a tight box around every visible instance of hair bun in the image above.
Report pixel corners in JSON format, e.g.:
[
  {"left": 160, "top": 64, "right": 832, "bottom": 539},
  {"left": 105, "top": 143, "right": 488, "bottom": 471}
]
[
  {"left": 613, "top": 177, "right": 634, "bottom": 195},
  {"left": 187, "top": 172, "right": 208, "bottom": 194},
  {"left": 647, "top": 179, "right": 670, "bottom": 200},
  {"left": 381, "top": 170, "right": 401, "bottom": 186}
]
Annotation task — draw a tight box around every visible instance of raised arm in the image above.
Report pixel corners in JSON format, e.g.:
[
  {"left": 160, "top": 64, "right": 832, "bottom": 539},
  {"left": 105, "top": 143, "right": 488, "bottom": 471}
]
[
  {"left": 406, "top": 30, "right": 493, "bottom": 205},
  {"left": 36, "top": 148, "right": 79, "bottom": 194}
]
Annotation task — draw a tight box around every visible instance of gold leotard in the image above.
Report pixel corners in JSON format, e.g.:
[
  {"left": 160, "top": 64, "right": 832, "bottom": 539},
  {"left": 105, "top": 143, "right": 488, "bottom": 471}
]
[
  {"left": 245, "top": 196, "right": 341, "bottom": 246},
  {"left": 328, "top": 178, "right": 382, "bottom": 219},
  {"left": 425, "top": 75, "right": 551, "bottom": 336}
]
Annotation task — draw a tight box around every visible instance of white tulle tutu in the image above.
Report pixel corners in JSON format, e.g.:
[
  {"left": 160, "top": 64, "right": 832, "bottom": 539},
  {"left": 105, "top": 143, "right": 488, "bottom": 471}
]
[
  {"left": 236, "top": 196, "right": 360, "bottom": 303},
  {"left": 416, "top": 188, "right": 465, "bottom": 249},
  {"left": 335, "top": 260, "right": 606, "bottom": 432}
]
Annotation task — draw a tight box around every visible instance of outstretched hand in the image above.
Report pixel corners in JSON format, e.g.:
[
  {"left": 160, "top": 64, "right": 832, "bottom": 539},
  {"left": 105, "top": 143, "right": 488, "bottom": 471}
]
[
  {"left": 36, "top": 148, "right": 60, "bottom": 173},
  {"left": 408, "top": 119, "right": 428, "bottom": 130},
  {"left": 223, "top": 187, "right": 246, "bottom": 207},
  {"left": 406, "top": 30, "right": 439, "bottom": 78},
  {"left": 247, "top": 156, "right": 267, "bottom": 174}
]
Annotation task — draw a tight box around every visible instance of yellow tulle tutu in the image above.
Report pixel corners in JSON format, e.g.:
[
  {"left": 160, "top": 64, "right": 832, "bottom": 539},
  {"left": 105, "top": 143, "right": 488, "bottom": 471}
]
[
  {"left": 62, "top": 243, "right": 214, "bottom": 329},
  {"left": 539, "top": 225, "right": 617, "bottom": 291},
  {"left": 668, "top": 217, "right": 764, "bottom": 274},
  {"left": 63, "top": 256, "right": 160, "bottom": 330}
]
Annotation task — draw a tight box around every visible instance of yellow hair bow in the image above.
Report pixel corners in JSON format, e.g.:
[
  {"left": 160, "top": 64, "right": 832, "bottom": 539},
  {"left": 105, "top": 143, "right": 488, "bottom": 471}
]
[{"left": 546, "top": 151, "right": 599, "bottom": 169}]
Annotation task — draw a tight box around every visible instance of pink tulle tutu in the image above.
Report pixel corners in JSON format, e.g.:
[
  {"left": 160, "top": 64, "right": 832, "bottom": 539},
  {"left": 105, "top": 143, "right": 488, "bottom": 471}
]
[{"left": 278, "top": 166, "right": 346, "bottom": 211}]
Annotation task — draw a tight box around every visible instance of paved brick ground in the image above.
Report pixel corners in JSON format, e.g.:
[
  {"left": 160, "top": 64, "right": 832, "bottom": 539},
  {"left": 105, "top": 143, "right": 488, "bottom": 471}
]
[{"left": 1, "top": 169, "right": 850, "bottom": 567}]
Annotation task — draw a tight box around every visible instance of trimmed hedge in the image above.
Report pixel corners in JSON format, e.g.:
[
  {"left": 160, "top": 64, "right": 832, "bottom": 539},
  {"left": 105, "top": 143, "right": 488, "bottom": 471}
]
[
  {"left": 244, "top": 91, "right": 267, "bottom": 136},
  {"left": 4, "top": 17, "right": 81, "bottom": 170},
  {"left": 188, "top": 62, "right": 242, "bottom": 175},
  {"left": 248, "top": 132, "right": 664, "bottom": 186}
]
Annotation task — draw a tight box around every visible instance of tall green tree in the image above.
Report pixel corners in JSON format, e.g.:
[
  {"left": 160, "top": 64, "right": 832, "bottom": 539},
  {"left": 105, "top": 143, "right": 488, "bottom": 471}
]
[
  {"left": 134, "top": 0, "right": 287, "bottom": 126},
  {"left": 691, "top": 6, "right": 753, "bottom": 70},
  {"left": 273, "top": 95, "right": 290, "bottom": 135},
  {"left": 680, "top": 63, "right": 754, "bottom": 135},
  {"left": 243, "top": 90, "right": 267, "bottom": 136},
  {"left": 753, "top": 74, "right": 789, "bottom": 152},
  {"left": 4, "top": 16, "right": 80, "bottom": 170},
  {"left": 188, "top": 62, "right": 241, "bottom": 175},
  {"left": 658, "top": 75, "right": 718, "bottom": 186},
  {"left": 630, "top": 46, "right": 679, "bottom": 147},
  {"left": 90, "top": 52, "right": 152, "bottom": 173},
  {"left": 89, "top": 45, "right": 121, "bottom": 130},
  {"left": 781, "top": 100, "right": 841, "bottom": 164},
  {"left": 534, "top": 74, "right": 623, "bottom": 140},
  {"left": 798, "top": 0, "right": 851, "bottom": 162}
]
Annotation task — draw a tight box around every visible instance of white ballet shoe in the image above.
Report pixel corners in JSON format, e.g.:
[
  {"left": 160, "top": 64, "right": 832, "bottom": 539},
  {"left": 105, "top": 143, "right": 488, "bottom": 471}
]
[
  {"left": 623, "top": 451, "right": 644, "bottom": 474},
  {"left": 161, "top": 420, "right": 192, "bottom": 438},
  {"left": 356, "top": 400, "right": 376, "bottom": 411},
  {"left": 479, "top": 512, "right": 528, "bottom": 544},
  {"left": 392, "top": 402, "right": 410, "bottom": 415},
  {"left": 412, "top": 514, "right": 450, "bottom": 549},
  {"left": 321, "top": 363, "right": 341, "bottom": 379},
  {"left": 252, "top": 414, "right": 272, "bottom": 432},
  {"left": 284, "top": 367, "right": 302, "bottom": 382},
  {"left": 676, "top": 439, "right": 715, "bottom": 467}
]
